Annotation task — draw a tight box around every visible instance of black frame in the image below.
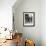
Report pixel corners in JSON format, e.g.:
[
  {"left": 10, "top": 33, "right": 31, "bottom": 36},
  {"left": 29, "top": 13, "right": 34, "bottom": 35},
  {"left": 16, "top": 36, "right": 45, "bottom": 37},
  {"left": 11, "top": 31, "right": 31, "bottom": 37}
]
[{"left": 23, "top": 12, "right": 35, "bottom": 27}]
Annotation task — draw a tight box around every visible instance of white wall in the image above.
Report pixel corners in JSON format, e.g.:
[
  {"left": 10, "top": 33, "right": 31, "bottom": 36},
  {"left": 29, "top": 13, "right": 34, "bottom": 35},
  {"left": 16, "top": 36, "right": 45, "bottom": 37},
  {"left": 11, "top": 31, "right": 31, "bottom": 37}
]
[
  {"left": 13, "top": 0, "right": 41, "bottom": 46},
  {"left": 41, "top": 0, "right": 46, "bottom": 46},
  {"left": 0, "top": 0, "right": 16, "bottom": 30}
]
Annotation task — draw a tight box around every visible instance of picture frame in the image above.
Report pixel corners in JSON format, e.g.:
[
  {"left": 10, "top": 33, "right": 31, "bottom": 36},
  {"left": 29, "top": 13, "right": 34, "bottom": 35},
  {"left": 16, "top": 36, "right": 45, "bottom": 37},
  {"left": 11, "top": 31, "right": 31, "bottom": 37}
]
[{"left": 23, "top": 12, "right": 35, "bottom": 27}]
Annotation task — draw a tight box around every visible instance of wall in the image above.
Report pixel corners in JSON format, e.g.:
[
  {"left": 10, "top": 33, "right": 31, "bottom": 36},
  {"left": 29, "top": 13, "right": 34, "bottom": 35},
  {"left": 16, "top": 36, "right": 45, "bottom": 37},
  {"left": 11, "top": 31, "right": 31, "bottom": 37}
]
[
  {"left": 13, "top": 0, "right": 41, "bottom": 46},
  {"left": 0, "top": 0, "right": 16, "bottom": 30},
  {"left": 41, "top": 0, "right": 46, "bottom": 46}
]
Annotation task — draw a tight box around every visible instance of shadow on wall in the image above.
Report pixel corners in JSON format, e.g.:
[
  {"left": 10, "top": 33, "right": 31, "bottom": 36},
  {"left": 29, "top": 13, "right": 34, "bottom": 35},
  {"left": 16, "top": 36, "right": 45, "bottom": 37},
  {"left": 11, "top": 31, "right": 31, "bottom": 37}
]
[{"left": 10, "top": 42, "right": 16, "bottom": 46}]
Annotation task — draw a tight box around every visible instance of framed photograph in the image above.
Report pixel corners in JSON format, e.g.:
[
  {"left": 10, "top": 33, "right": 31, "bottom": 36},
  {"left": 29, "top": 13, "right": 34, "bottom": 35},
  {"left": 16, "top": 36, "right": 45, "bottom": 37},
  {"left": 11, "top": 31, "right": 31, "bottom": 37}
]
[{"left": 23, "top": 12, "right": 35, "bottom": 27}]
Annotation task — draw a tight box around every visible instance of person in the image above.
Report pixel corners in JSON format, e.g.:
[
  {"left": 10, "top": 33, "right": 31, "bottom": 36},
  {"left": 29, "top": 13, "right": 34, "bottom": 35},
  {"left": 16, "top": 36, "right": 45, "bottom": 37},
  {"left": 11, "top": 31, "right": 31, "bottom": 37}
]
[
  {"left": 15, "top": 35, "right": 22, "bottom": 46},
  {"left": 25, "top": 40, "right": 35, "bottom": 46}
]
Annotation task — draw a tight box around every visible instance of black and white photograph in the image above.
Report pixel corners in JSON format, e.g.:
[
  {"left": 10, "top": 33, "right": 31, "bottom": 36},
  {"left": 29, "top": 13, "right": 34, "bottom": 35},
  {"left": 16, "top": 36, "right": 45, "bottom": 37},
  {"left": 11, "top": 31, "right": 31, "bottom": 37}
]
[{"left": 23, "top": 12, "right": 35, "bottom": 27}]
